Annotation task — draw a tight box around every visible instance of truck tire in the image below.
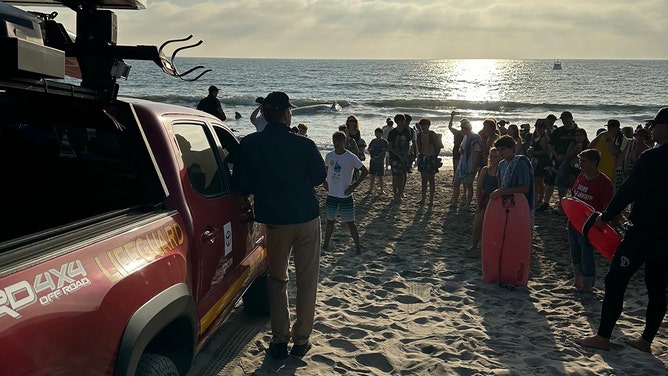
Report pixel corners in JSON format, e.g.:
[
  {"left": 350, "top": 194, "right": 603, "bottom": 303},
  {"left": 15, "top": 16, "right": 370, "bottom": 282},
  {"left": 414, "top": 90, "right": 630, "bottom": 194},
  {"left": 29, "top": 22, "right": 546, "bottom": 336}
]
[
  {"left": 242, "top": 274, "right": 270, "bottom": 316},
  {"left": 136, "top": 353, "right": 180, "bottom": 376}
]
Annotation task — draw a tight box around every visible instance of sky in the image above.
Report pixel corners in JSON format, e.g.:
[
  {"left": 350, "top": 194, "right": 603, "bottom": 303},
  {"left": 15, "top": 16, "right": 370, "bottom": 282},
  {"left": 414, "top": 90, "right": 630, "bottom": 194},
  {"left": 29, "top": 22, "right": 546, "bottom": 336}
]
[{"left": 19, "top": 0, "right": 668, "bottom": 59}]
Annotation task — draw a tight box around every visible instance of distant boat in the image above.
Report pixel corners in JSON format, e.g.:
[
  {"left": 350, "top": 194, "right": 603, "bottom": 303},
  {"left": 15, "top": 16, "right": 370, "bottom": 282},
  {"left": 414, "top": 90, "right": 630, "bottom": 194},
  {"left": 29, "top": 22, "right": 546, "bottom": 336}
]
[{"left": 553, "top": 60, "right": 562, "bottom": 70}]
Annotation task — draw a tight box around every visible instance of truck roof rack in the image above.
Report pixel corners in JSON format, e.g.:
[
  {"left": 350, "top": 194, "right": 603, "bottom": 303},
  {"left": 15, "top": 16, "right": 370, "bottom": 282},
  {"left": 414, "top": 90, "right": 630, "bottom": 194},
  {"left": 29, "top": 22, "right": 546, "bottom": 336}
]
[
  {"left": 4, "top": 0, "right": 147, "bottom": 11},
  {"left": 0, "top": 0, "right": 209, "bottom": 101}
]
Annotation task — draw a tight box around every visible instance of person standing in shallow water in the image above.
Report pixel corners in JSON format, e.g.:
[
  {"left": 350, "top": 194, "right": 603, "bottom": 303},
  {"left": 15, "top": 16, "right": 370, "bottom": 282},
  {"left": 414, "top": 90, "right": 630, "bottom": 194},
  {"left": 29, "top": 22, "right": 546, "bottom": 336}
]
[
  {"left": 196, "top": 85, "right": 227, "bottom": 121},
  {"left": 233, "top": 91, "right": 325, "bottom": 360},
  {"left": 576, "top": 107, "right": 668, "bottom": 355}
]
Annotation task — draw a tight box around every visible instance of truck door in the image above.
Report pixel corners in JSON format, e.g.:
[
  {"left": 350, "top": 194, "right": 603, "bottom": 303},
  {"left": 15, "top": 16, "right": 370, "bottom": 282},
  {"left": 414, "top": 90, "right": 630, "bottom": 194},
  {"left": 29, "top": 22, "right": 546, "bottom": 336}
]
[{"left": 172, "top": 122, "right": 253, "bottom": 305}]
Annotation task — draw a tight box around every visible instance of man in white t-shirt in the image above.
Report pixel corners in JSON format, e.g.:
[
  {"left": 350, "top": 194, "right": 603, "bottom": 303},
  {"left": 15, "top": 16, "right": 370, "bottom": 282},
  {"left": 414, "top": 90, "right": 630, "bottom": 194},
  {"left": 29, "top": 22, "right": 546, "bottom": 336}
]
[{"left": 322, "top": 131, "right": 369, "bottom": 254}]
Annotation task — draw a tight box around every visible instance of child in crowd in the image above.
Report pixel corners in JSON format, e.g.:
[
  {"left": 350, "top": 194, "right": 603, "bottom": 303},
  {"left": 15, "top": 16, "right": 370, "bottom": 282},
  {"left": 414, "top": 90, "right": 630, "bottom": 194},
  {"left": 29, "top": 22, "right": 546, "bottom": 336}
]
[
  {"left": 564, "top": 128, "right": 590, "bottom": 193},
  {"left": 567, "top": 148, "right": 613, "bottom": 292},
  {"left": 367, "top": 127, "right": 389, "bottom": 194},
  {"left": 322, "top": 131, "right": 369, "bottom": 254},
  {"left": 416, "top": 117, "right": 443, "bottom": 205},
  {"left": 297, "top": 123, "right": 308, "bottom": 137}
]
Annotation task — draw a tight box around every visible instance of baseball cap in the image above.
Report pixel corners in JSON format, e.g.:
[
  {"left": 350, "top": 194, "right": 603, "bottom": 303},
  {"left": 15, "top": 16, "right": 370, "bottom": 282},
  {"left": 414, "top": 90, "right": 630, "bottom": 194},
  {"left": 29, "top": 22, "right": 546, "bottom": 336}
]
[
  {"left": 559, "top": 111, "right": 573, "bottom": 119},
  {"left": 208, "top": 85, "right": 219, "bottom": 93},
  {"left": 261, "top": 91, "right": 296, "bottom": 111},
  {"left": 546, "top": 114, "right": 557, "bottom": 121},
  {"left": 497, "top": 120, "right": 508, "bottom": 126},
  {"left": 520, "top": 123, "right": 531, "bottom": 130},
  {"left": 605, "top": 119, "right": 621, "bottom": 128},
  {"left": 646, "top": 107, "right": 668, "bottom": 126}
]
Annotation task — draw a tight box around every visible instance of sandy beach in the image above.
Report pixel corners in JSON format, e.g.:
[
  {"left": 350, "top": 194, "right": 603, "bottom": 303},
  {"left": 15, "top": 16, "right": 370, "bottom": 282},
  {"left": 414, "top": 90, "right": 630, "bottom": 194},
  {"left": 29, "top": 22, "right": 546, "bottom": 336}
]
[{"left": 188, "top": 164, "right": 667, "bottom": 376}]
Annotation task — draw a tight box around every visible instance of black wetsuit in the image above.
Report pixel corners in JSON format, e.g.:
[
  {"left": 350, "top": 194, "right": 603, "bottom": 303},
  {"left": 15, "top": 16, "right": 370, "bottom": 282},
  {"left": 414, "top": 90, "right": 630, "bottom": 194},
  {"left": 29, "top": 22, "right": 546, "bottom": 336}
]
[
  {"left": 197, "top": 95, "right": 225, "bottom": 121},
  {"left": 597, "top": 143, "right": 668, "bottom": 342}
]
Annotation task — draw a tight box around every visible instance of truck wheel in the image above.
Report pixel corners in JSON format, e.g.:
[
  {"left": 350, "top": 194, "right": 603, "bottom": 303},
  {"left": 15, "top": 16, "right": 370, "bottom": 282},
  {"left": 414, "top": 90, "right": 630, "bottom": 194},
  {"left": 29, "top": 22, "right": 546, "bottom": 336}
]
[
  {"left": 242, "top": 274, "right": 270, "bottom": 316},
  {"left": 136, "top": 353, "right": 179, "bottom": 376}
]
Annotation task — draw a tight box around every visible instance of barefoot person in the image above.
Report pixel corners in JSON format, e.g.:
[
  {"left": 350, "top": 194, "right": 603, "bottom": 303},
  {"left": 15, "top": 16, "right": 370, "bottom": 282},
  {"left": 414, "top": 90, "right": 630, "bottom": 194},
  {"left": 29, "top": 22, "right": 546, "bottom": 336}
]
[
  {"left": 415, "top": 117, "right": 443, "bottom": 205},
  {"left": 566, "top": 149, "right": 613, "bottom": 292},
  {"left": 576, "top": 107, "right": 668, "bottom": 354},
  {"left": 322, "top": 131, "right": 369, "bottom": 254},
  {"left": 387, "top": 113, "right": 415, "bottom": 204},
  {"left": 450, "top": 118, "right": 483, "bottom": 209},
  {"left": 366, "top": 127, "right": 389, "bottom": 194}
]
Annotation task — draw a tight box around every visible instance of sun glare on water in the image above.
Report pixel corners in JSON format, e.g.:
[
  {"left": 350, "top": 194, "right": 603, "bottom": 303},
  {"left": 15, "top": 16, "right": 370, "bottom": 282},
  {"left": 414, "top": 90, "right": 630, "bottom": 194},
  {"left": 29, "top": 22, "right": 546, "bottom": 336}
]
[{"left": 450, "top": 59, "right": 503, "bottom": 103}]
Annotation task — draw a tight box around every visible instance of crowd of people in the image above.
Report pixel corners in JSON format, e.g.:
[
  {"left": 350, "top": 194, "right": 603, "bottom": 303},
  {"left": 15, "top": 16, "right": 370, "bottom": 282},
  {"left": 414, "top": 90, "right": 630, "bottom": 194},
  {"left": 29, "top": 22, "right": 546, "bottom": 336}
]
[{"left": 208, "top": 87, "right": 666, "bottom": 360}]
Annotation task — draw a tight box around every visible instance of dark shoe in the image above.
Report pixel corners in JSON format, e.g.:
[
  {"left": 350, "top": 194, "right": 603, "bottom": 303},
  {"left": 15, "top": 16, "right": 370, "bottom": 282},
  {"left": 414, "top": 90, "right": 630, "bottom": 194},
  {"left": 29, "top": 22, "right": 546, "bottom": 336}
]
[
  {"left": 290, "top": 342, "right": 312, "bottom": 357},
  {"left": 269, "top": 342, "right": 289, "bottom": 360},
  {"left": 536, "top": 203, "right": 549, "bottom": 212}
]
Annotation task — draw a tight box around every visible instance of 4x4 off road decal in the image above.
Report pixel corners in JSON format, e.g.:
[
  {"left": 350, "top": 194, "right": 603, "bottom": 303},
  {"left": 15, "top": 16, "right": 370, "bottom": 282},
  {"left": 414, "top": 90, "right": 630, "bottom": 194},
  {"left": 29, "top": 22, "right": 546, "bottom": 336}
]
[{"left": 0, "top": 260, "right": 90, "bottom": 320}]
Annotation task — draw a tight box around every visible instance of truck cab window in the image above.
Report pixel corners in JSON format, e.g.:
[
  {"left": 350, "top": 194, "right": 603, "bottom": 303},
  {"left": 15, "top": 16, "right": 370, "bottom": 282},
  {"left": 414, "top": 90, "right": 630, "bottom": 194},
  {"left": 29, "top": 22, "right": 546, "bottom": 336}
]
[{"left": 173, "top": 123, "right": 228, "bottom": 196}]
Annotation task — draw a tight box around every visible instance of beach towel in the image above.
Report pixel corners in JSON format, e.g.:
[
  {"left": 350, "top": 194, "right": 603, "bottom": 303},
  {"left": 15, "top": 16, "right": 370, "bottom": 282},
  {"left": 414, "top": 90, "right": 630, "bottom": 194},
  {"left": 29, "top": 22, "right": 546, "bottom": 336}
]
[
  {"left": 501, "top": 155, "right": 531, "bottom": 188},
  {"left": 455, "top": 133, "right": 482, "bottom": 180}
]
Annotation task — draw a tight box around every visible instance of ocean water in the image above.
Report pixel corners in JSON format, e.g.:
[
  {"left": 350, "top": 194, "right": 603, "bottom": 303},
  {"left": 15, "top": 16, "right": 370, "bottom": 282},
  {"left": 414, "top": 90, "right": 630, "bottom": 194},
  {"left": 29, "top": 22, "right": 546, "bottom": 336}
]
[{"left": 111, "top": 58, "right": 667, "bottom": 156}]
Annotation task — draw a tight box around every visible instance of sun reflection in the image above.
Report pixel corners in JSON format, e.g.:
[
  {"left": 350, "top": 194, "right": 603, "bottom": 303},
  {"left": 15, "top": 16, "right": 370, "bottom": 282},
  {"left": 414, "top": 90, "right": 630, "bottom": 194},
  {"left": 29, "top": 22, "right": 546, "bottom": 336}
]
[{"left": 450, "top": 59, "right": 502, "bottom": 103}]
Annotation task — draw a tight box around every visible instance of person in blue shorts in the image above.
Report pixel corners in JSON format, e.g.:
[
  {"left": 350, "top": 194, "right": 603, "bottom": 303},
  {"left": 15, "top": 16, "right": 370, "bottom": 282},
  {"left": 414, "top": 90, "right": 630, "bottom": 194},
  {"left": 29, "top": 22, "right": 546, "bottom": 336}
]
[{"left": 322, "top": 131, "right": 369, "bottom": 254}]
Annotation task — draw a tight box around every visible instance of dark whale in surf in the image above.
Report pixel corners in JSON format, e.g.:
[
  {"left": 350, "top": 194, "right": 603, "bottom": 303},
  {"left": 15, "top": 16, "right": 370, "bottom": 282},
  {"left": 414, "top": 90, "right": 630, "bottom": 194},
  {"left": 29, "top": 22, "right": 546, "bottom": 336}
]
[{"left": 292, "top": 102, "right": 342, "bottom": 115}]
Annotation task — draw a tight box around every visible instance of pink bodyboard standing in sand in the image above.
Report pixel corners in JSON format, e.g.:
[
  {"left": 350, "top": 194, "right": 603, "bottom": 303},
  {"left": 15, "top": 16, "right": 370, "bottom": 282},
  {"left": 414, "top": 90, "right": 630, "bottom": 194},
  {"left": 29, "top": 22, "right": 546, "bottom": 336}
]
[
  {"left": 560, "top": 198, "right": 620, "bottom": 260},
  {"left": 481, "top": 193, "right": 532, "bottom": 287}
]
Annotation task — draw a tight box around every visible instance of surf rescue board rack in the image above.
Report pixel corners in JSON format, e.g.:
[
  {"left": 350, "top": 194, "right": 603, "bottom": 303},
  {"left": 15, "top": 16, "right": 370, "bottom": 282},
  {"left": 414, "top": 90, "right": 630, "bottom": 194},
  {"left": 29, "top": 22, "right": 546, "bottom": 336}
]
[{"left": 0, "top": 0, "right": 210, "bottom": 101}]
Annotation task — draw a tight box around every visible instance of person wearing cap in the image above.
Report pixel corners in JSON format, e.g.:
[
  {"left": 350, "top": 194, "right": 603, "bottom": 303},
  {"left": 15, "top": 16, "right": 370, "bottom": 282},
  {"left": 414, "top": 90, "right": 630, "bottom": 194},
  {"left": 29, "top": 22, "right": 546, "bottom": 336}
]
[
  {"left": 233, "top": 91, "right": 326, "bottom": 359},
  {"left": 196, "top": 85, "right": 227, "bottom": 121},
  {"left": 622, "top": 126, "right": 650, "bottom": 180},
  {"left": 537, "top": 111, "right": 577, "bottom": 212},
  {"left": 588, "top": 119, "right": 630, "bottom": 192},
  {"left": 576, "top": 107, "right": 668, "bottom": 354}
]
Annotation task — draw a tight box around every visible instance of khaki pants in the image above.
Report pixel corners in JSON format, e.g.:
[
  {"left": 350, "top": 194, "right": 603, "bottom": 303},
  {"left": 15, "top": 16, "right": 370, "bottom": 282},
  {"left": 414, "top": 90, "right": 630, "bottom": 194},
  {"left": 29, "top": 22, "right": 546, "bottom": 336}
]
[{"left": 266, "top": 217, "right": 321, "bottom": 345}]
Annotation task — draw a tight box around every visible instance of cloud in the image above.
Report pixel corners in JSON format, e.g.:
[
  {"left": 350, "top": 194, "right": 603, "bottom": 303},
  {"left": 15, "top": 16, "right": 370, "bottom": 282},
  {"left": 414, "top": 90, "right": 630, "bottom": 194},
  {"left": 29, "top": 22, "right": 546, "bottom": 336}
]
[{"left": 21, "top": 0, "right": 668, "bottom": 59}]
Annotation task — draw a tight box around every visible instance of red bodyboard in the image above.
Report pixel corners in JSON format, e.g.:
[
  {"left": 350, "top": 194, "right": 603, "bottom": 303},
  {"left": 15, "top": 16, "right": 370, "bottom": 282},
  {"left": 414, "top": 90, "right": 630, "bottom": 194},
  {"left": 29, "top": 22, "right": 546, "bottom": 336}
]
[
  {"left": 560, "top": 198, "right": 620, "bottom": 260},
  {"left": 481, "top": 193, "right": 532, "bottom": 287}
]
